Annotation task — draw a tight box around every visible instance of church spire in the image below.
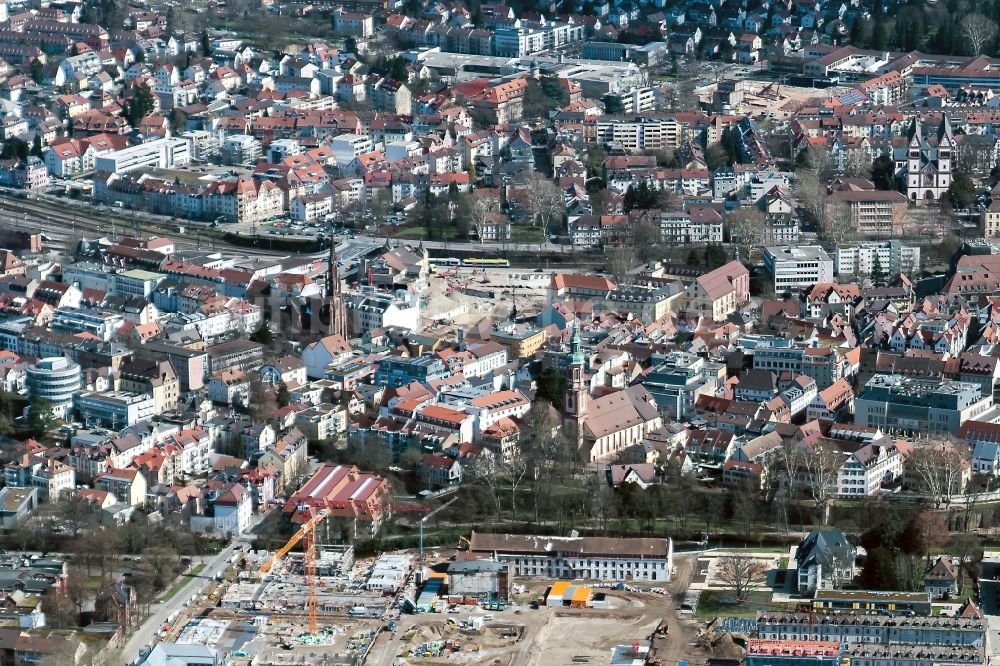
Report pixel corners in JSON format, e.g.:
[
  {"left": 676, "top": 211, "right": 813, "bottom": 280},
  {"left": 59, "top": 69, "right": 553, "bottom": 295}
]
[
  {"left": 563, "top": 320, "right": 588, "bottom": 428},
  {"left": 327, "top": 232, "right": 346, "bottom": 338},
  {"left": 938, "top": 113, "right": 954, "bottom": 145}
]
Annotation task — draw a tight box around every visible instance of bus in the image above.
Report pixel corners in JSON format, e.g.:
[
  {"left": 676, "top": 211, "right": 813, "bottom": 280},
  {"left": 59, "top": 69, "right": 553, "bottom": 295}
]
[{"left": 461, "top": 258, "right": 510, "bottom": 268}]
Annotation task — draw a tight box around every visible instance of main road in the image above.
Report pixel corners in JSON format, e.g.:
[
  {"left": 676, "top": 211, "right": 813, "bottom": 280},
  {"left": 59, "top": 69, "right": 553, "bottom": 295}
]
[{"left": 119, "top": 534, "right": 251, "bottom": 665}]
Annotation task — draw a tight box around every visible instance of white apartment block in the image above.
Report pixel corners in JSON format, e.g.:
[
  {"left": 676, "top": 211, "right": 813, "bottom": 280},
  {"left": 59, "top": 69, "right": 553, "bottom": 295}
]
[
  {"left": 595, "top": 118, "right": 683, "bottom": 151},
  {"left": 330, "top": 134, "right": 375, "bottom": 166},
  {"left": 166, "top": 311, "right": 238, "bottom": 343},
  {"left": 182, "top": 130, "right": 220, "bottom": 162},
  {"left": 94, "top": 137, "right": 191, "bottom": 174},
  {"left": 608, "top": 87, "right": 656, "bottom": 114},
  {"left": 764, "top": 246, "right": 834, "bottom": 293},
  {"left": 493, "top": 21, "right": 583, "bottom": 57},
  {"left": 835, "top": 241, "right": 921, "bottom": 277}
]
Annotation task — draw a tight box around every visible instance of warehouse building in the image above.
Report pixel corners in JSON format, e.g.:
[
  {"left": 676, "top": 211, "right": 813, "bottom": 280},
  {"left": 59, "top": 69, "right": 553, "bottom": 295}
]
[{"left": 447, "top": 560, "right": 512, "bottom": 601}]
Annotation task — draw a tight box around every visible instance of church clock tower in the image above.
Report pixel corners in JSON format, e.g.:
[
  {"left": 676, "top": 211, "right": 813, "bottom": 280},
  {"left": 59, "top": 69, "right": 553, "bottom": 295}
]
[{"left": 563, "top": 321, "right": 588, "bottom": 426}]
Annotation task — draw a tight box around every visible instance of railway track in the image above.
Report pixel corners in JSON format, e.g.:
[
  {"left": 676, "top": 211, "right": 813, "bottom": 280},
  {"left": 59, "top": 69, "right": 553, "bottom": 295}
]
[{"left": 0, "top": 195, "right": 294, "bottom": 257}]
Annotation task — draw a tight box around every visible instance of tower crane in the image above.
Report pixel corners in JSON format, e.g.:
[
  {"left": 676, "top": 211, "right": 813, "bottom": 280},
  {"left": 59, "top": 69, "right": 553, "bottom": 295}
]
[
  {"left": 257, "top": 496, "right": 456, "bottom": 632},
  {"left": 419, "top": 496, "right": 458, "bottom": 571},
  {"left": 258, "top": 506, "right": 330, "bottom": 576},
  {"left": 258, "top": 506, "right": 329, "bottom": 635}
]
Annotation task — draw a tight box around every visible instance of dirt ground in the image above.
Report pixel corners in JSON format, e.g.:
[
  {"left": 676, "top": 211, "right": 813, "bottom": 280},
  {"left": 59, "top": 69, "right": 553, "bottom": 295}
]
[
  {"left": 367, "top": 554, "right": 716, "bottom": 666},
  {"left": 421, "top": 267, "right": 551, "bottom": 326},
  {"left": 533, "top": 614, "right": 662, "bottom": 664}
]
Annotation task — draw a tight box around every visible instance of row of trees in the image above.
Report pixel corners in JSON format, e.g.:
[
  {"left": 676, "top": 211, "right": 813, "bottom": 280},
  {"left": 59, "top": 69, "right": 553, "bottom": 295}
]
[{"left": 848, "top": 0, "right": 1000, "bottom": 57}]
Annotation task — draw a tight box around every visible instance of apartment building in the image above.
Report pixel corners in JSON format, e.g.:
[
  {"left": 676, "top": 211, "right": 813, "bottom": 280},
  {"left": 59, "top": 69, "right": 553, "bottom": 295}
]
[
  {"left": 491, "top": 323, "right": 548, "bottom": 359},
  {"left": 655, "top": 209, "right": 724, "bottom": 244},
  {"left": 602, "top": 87, "right": 656, "bottom": 114},
  {"left": 136, "top": 341, "right": 208, "bottom": 391},
  {"left": 117, "top": 358, "right": 178, "bottom": 415},
  {"left": 682, "top": 260, "right": 751, "bottom": 320},
  {"left": 294, "top": 403, "right": 347, "bottom": 441},
  {"left": 190, "top": 483, "right": 252, "bottom": 536},
  {"left": 332, "top": 9, "right": 374, "bottom": 37},
  {"left": 756, "top": 611, "right": 985, "bottom": 647},
  {"left": 330, "top": 134, "right": 375, "bottom": 167},
  {"left": 835, "top": 241, "right": 921, "bottom": 277},
  {"left": 221, "top": 134, "right": 261, "bottom": 166},
  {"left": 4, "top": 455, "right": 75, "bottom": 502},
  {"left": 50, "top": 308, "right": 124, "bottom": 342},
  {"left": 594, "top": 117, "right": 683, "bottom": 151},
  {"left": 836, "top": 437, "right": 905, "bottom": 497},
  {"left": 344, "top": 290, "right": 420, "bottom": 336}
]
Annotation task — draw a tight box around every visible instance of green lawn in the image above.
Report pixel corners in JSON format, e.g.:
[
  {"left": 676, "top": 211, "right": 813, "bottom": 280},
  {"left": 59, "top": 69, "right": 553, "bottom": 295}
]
[
  {"left": 511, "top": 227, "right": 544, "bottom": 244},
  {"left": 696, "top": 590, "right": 780, "bottom": 619},
  {"left": 392, "top": 226, "right": 428, "bottom": 240},
  {"left": 160, "top": 563, "right": 206, "bottom": 603}
]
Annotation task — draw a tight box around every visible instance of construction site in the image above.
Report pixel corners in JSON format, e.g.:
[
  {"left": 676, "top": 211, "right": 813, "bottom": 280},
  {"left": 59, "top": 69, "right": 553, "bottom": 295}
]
[
  {"left": 706, "top": 78, "right": 856, "bottom": 117},
  {"left": 148, "top": 505, "right": 735, "bottom": 666},
  {"left": 421, "top": 266, "right": 553, "bottom": 328}
]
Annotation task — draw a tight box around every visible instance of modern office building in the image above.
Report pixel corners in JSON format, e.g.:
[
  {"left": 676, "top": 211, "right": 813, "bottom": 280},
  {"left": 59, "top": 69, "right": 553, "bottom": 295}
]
[
  {"left": 26, "top": 357, "right": 82, "bottom": 419},
  {"left": 74, "top": 391, "right": 156, "bottom": 427},
  {"left": 108, "top": 269, "right": 164, "bottom": 299},
  {"left": 373, "top": 356, "right": 448, "bottom": 389},
  {"left": 50, "top": 307, "right": 124, "bottom": 342},
  {"left": 855, "top": 374, "right": 993, "bottom": 434},
  {"left": 764, "top": 246, "right": 835, "bottom": 292},
  {"left": 93, "top": 137, "right": 191, "bottom": 174}
]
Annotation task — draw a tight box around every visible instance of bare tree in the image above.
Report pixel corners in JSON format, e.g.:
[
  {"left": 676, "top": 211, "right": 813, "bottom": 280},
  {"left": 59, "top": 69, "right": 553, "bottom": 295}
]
[
  {"left": 843, "top": 149, "right": 874, "bottom": 178},
  {"left": 473, "top": 453, "right": 530, "bottom": 522},
  {"left": 717, "top": 553, "right": 769, "bottom": 603},
  {"left": 796, "top": 168, "right": 828, "bottom": 228},
  {"left": 905, "top": 511, "right": 950, "bottom": 565},
  {"left": 775, "top": 439, "right": 803, "bottom": 533},
  {"left": 908, "top": 438, "right": 970, "bottom": 508},
  {"left": 951, "top": 533, "right": 984, "bottom": 594},
  {"left": 461, "top": 191, "right": 501, "bottom": 239},
  {"left": 820, "top": 200, "right": 857, "bottom": 246},
  {"left": 726, "top": 207, "right": 766, "bottom": 264},
  {"left": 605, "top": 246, "right": 637, "bottom": 285},
  {"left": 525, "top": 173, "right": 565, "bottom": 233},
  {"left": 819, "top": 542, "right": 855, "bottom": 589},
  {"left": 801, "top": 441, "right": 845, "bottom": 526},
  {"left": 632, "top": 219, "right": 663, "bottom": 263},
  {"left": 961, "top": 13, "right": 998, "bottom": 56}
]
